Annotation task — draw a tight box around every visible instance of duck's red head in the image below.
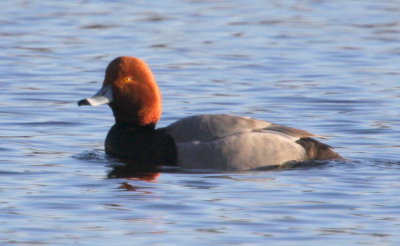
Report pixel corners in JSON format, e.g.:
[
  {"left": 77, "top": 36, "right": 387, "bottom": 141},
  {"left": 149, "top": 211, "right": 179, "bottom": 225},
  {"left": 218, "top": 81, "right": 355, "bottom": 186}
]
[{"left": 78, "top": 56, "right": 162, "bottom": 126}]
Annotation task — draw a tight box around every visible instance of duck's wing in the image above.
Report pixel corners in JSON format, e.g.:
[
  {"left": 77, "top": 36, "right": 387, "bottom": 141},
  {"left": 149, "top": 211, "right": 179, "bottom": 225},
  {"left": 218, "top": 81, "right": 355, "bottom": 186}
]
[
  {"left": 262, "top": 124, "right": 327, "bottom": 139},
  {"left": 165, "top": 114, "right": 325, "bottom": 143},
  {"left": 164, "top": 114, "right": 273, "bottom": 143}
]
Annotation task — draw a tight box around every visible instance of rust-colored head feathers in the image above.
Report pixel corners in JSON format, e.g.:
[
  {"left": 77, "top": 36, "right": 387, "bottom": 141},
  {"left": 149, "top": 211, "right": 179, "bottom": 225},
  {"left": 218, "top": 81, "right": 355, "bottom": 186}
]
[
  {"left": 103, "top": 56, "right": 162, "bottom": 126},
  {"left": 78, "top": 56, "right": 162, "bottom": 126}
]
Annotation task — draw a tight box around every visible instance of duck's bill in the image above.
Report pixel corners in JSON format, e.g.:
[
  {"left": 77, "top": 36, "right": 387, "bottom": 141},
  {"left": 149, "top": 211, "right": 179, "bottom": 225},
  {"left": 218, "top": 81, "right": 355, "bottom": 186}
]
[{"left": 77, "top": 84, "right": 113, "bottom": 106}]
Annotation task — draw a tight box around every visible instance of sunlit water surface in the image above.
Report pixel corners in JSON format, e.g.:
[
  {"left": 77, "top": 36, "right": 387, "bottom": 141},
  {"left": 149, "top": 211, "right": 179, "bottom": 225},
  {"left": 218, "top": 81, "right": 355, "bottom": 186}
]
[{"left": 1, "top": 1, "right": 399, "bottom": 245}]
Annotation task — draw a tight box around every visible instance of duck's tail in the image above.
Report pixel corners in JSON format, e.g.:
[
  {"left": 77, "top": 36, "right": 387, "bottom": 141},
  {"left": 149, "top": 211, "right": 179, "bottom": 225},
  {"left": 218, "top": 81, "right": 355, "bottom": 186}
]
[{"left": 296, "top": 138, "right": 343, "bottom": 160}]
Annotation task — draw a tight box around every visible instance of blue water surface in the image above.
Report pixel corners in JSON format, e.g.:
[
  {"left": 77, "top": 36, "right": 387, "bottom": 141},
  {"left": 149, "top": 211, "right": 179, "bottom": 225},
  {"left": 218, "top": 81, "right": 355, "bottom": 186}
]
[{"left": 0, "top": 1, "right": 399, "bottom": 245}]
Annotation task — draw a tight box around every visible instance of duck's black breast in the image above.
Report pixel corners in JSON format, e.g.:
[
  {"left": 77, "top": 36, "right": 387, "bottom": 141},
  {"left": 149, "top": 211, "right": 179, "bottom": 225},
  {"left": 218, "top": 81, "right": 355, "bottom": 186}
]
[{"left": 105, "top": 122, "right": 177, "bottom": 166}]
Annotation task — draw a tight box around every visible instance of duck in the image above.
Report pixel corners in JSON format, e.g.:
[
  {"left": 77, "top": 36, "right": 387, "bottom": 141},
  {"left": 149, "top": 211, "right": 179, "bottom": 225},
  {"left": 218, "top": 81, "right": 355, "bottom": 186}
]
[{"left": 78, "top": 56, "right": 342, "bottom": 171}]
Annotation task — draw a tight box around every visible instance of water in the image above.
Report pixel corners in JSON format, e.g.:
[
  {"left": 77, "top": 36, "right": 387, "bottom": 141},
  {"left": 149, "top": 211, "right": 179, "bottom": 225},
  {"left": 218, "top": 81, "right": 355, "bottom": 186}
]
[{"left": 1, "top": 0, "right": 399, "bottom": 245}]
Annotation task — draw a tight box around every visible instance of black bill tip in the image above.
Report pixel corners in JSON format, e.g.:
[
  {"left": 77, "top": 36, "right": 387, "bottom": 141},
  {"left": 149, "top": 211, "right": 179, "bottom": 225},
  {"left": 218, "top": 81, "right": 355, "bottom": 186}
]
[{"left": 77, "top": 99, "right": 90, "bottom": 106}]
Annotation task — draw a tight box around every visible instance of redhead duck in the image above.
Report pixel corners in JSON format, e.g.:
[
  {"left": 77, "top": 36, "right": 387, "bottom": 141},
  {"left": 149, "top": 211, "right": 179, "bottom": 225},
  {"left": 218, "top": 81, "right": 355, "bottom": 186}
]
[{"left": 78, "top": 56, "right": 342, "bottom": 171}]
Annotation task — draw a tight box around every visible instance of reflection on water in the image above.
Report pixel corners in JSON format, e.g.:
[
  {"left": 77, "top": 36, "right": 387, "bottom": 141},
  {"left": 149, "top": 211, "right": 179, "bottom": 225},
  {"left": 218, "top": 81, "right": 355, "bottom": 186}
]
[
  {"left": 1, "top": 0, "right": 400, "bottom": 245},
  {"left": 107, "top": 162, "right": 162, "bottom": 181}
]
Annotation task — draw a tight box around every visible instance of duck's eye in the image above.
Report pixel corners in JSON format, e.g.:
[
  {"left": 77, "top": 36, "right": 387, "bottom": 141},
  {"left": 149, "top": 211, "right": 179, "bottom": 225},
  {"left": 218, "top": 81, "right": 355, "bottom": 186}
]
[{"left": 124, "top": 77, "right": 133, "bottom": 83}]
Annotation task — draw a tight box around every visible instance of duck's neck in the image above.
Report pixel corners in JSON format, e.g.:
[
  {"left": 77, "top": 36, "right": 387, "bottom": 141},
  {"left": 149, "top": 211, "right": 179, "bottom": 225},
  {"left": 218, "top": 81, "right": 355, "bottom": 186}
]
[{"left": 114, "top": 121, "right": 156, "bottom": 131}]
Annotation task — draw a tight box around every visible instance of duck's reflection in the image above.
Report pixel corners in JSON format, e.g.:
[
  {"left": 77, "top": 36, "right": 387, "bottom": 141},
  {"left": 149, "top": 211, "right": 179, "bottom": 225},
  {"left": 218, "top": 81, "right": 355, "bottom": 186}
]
[{"left": 106, "top": 158, "right": 161, "bottom": 181}]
